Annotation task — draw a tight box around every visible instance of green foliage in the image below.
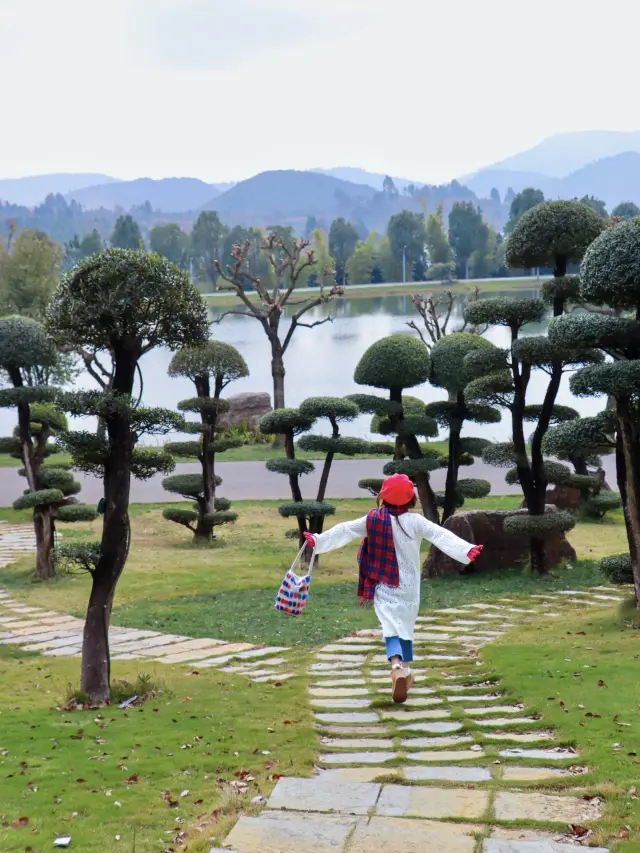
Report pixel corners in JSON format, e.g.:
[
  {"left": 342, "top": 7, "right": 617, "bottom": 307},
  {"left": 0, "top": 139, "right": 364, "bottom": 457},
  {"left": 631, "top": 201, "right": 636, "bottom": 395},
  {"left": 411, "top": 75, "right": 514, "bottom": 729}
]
[
  {"left": 0, "top": 386, "right": 58, "bottom": 409},
  {"left": 612, "top": 202, "right": 640, "bottom": 221},
  {"left": 347, "top": 394, "right": 400, "bottom": 417},
  {"left": 512, "top": 335, "right": 603, "bottom": 368},
  {"left": 580, "top": 216, "right": 640, "bottom": 308},
  {"left": 28, "top": 402, "right": 67, "bottom": 433},
  {"left": 13, "top": 488, "right": 64, "bottom": 510},
  {"left": 297, "top": 435, "right": 369, "bottom": 455},
  {"left": 189, "top": 211, "right": 227, "bottom": 285},
  {"left": 503, "top": 510, "right": 576, "bottom": 536},
  {"left": 36, "top": 467, "right": 80, "bottom": 494},
  {"left": 542, "top": 412, "right": 614, "bottom": 460},
  {"left": 55, "top": 504, "right": 99, "bottom": 523},
  {"left": 463, "top": 346, "right": 510, "bottom": 378},
  {"left": 110, "top": 214, "right": 142, "bottom": 250},
  {"left": 541, "top": 275, "right": 581, "bottom": 306},
  {"left": 548, "top": 313, "right": 640, "bottom": 351},
  {"left": 459, "top": 437, "right": 493, "bottom": 455},
  {"left": 58, "top": 431, "right": 107, "bottom": 475},
  {"left": 482, "top": 442, "right": 520, "bottom": 467},
  {"left": 505, "top": 200, "right": 604, "bottom": 270},
  {"left": 448, "top": 202, "right": 487, "bottom": 276},
  {"left": 259, "top": 409, "right": 315, "bottom": 435},
  {"left": 266, "top": 458, "right": 315, "bottom": 477},
  {"left": 130, "top": 449, "right": 175, "bottom": 481},
  {"left": 585, "top": 491, "right": 622, "bottom": 519},
  {"left": 354, "top": 334, "right": 430, "bottom": 390},
  {"left": 162, "top": 473, "right": 223, "bottom": 498},
  {"left": 208, "top": 437, "right": 244, "bottom": 454},
  {"left": 464, "top": 297, "right": 546, "bottom": 329},
  {"left": 429, "top": 332, "right": 496, "bottom": 392},
  {"left": 0, "top": 436, "right": 21, "bottom": 455},
  {"left": 0, "top": 316, "right": 58, "bottom": 374},
  {"left": 600, "top": 553, "right": 633, "bottom": 584},
  {"left": 176, "top": 397, "right": 229, "bottom": 418},
  {"left": 464, "top": 371, "right": 514, "bottom": 406},
  {"left": 457, "top": 478, "right": 491, "bottom": 499},
  {"left": 394, "top": 415, "right": 438, "bottom": 438},
  {"left": 371, "top": 395, "right": 425, "bottom": 434},
  {"left": 570, "top": 361, "right": 640, "bottom": 399},
  {"left": 358, "top": 478, "right": 384, "bottom": 496},
  {"left": 46, "top": 248, "right": 209, "bottom": 353},
  {"left": 425, "top": 204, "right": 452, "bottom": 266},
  {"left": 505, "top": 461, "right": 573, "bottom": 486},
  {"left": 278, "top": 501, "right": 336, "bottom": 519},
  {"left": 504, "top": 187, "right": 545, "bottom": 235},
  {"left": 162, "top": 507, "right": 199, "bottom": 528},
  {"left": 169, "top": 341, "right": 248, "bottom": 386},
  {"left": 298, "top": 397, "right": 359, "bottom": 421},
  {"left": 329, "top": 218, "right": 360, "bottom": 270},
  {"left": 523, "top": 404, "right": 578, "bottom": 423},
  {"left": 387, "top": 210, "right": 426, "bottom": 276},
  {"left": 0, "top": 229, "right": 62, "bottom": 319},
  {"left": 149, "top": 223, "right": 188, "bottom": 267},
  {"left": 383, "top": 457, "right": 441, "bottom": 477},
  {"left": 203, "top": 510, "right": 238, "bottom": 527},
  {"left": 52, "top": 541, "right": 101, "bottom": 574},
  {"left": 165, "top": 441, "right": 201, "bottom": 458}
]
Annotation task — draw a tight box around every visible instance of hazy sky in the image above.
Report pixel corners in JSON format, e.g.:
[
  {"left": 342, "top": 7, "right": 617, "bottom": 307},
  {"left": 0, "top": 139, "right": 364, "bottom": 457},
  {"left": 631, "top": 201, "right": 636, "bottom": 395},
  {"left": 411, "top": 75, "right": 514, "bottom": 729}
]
[{"left": 2, "top": 0, "right": 637, "bottom": 183}]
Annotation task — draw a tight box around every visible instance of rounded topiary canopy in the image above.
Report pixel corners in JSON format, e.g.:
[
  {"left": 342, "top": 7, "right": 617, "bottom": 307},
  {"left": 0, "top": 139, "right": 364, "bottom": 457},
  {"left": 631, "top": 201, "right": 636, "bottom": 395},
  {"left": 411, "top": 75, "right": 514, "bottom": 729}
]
[
  {"left": 600, "top": 553, "right": 633, "bottom": 584},
  {"left": 503, "top": 509, "right": 576, "bottom": 536},
  {"left": 260, "top": 408, "right": 315, "bottom": 435},
  {"left": 570, "top": 361, "right": 640, "bottom": 399},
  {"left": 162, "top": 473, "right": 223, "bottom": 497},
  {"left": 505, "top": 201, "right": 604, "bottom": 269},
  {"left": 429, "top": 332, "right": 496, "bottom": 392},
  {"left": 371, "top": 394, "right": 425, "bottom": 435},
  {"left": 278, "top": 501, "right": 336, "bottom": 519},
  {"left": 266, "top": 459, "right": 315, "bottom": 477},
  {"left": 464, "top": 297, "right": 546, "bottom": 329},
  {"left": 0, "top": 316, "right": 58, "bottom": 372},
  {"left": 542, "top": 412, "right": 614, "bottom": 460},
  {"left": 169, "top": 341, "right": 249, "bottom": 384},
  {"left": 46, "top": 248, "right": 209, "bottom": 352},
  {"left": 548, "top": 313, "right": 640, "bottom": 350},
  {"left": 523, "top": 404, "right": 578, "bottom": 424},
  {"left": 541, "top": 275, "right": 581, "bottom": 306},
  {"left": 28, "top": 403, "right": 68, "bottom": 433},
  {"left": 580, "top": 216, "right": 640, "bottom": 308},
  {"left": 354, "top": 334, "right": 430, "bottom": 390},
  {"left": 298, "top": 397, "right": 359, "bottom": 421},
  {"left": 297, "top": 435, "right": 369, "bottom": 456}
]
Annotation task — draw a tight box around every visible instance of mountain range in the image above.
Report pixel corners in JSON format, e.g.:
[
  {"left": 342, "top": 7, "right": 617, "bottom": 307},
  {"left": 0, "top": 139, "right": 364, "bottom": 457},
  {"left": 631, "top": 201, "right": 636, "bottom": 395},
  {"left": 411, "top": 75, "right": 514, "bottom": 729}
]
[{"left": 2, "top": 130, "right": 640, "bottom": 232}]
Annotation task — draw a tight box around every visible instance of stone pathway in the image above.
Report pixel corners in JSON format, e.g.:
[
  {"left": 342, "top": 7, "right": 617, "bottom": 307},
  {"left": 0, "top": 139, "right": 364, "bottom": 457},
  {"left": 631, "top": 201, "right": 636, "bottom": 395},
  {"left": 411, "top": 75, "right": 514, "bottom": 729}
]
[
  {"left": 225, "top": 587, "right": 628, "bottom": 853},
  {"left": 0, "top": 522, "right": 627, "bottom": 851},
  {"left": 0, "top": 523, "right": 294, "bottom": 681}
]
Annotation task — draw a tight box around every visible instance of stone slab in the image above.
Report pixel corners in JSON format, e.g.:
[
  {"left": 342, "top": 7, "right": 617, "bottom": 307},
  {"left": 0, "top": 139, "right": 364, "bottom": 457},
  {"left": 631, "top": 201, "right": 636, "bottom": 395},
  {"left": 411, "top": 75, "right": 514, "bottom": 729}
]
[
  {"left": 315, "top": 653, "right": 367, "bottom": 664},
  {"left": 23, "top": 634, "right": 85, "bottom": 651},
  {"left": 320, "top": 767, "right": 404, "bottom": 783},
  {"left": 381, "top": 709, "right": 450, "bottom": 721},
  {"left": 310, "top": 688, "right": 371, "bottom": 698},
  {"left": 493, "top": 792, "right": 603, "bottom": 823},
  {"left": 501, "top": 767, "right": 579, "bottom": 782},
  {"left": 377, "top": 784, "right": 490, "bottom": 819},
  {"left": 484, "top": 732, "right": 555, "bottom": 743},
  {"left": 319, "top": 726, "right": 388, "bottom": 736},
  {"left": 314, "top": 713, "right": 379, "bottom": 725},
  {"left": 103, "top": 634, "right": 186, "bottom": 653},
  {"left": 225, "top": 811, "right": 359, "bottom": 853},
  {"left": 268, "top": 776, "right": 380, "bottom": 815},
  {"left": 471, "top": 718, "right": 536, "bottom": 727},
  {"left": 406, "top": 749, "right": 486, "bottom": 762},
  {"left": 448, "top": 694, "right": 500, "bottom": 703},
  {"left": 398, "top": 721, "right": 463, "bottom": 734},
  {"left": 464, "top": 706, "right": 523, "bottom": 716},
  {"left": 320, "top": 752, "right": 397, "bottom": 765},
  {"left": 157, "top": 642, "right": 253, "bottom": 663},
  {"left": 42, "top": 646, "right": 81, "bottom": 657},
  {"left": 404, "top": 765, "right": 491, "bottom": 782},
  {"left": 310, "top": 698, "right": 371, "bottom": 709},
  {"left": 499, "top": 749, "right": 576, "bottom": 760},
  {"left": 312, "top": 678, "right": 366, "bottom": 688},
  {"left": 348, "top": 816, "right": 481, "bottom": 853},
  {"left": 400, "top": 736, "right": 473, "bottom": 748},
  {"left": 320, "top": 644, "right": 378, "bottom": 653},
  {"left": 309, "top": 663, "right": 363, "bottom": 673},
  {"left": 320, "top": 738, "right": 394, "bottom": 749}
]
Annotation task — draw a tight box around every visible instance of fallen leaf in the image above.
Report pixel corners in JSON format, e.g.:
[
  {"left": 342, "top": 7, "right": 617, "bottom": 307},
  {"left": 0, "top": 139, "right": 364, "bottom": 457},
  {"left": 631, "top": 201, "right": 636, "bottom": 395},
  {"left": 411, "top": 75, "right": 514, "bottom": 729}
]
[
  {"left": 11, "top": 817, "right": 29, "bottom": 828},
  {"left": 598, "top": 680, "right": 607, "bottom": 688},
  {"left": 124, "top": 774, "right": 139, "bottom": 784},
  {"left": 619, "top": 827, "right": 630, "bottom": 839},
  {"left": 75, "top": 778, "right": 86, "bottom": 783},
  {"left": 569, "top": 824, "right": 589, "bottom": 838},
  {"left": 628, "top": 786, "right": 638, "bottom": 799}
]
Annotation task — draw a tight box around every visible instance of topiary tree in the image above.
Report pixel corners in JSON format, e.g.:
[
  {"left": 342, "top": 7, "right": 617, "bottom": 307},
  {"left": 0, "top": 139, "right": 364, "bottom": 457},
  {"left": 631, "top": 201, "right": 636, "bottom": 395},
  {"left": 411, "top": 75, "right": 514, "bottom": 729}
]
[
  {"left": 46, "top": 248, "right": 209, "bottom": 702},
  {"left": 0, "top": 317, "right": 96, "bottom": 579},
  {"left": 464, "top": 297, "right": 600, "bottom": 573},
  {"left": 548, "top": 217, "right": 640, "bottom": 602},
  {"left": 353, "top": 334, "right": 439, "bottom": 521},
  {"left": 600, "top": 553, "right": 633, "bottom": 585},
  {"left": 162, "top": 341, "right": 248, "bottom": 541},
  {"left": 425, "top": 332, "right": 499, "bottom": 522}
]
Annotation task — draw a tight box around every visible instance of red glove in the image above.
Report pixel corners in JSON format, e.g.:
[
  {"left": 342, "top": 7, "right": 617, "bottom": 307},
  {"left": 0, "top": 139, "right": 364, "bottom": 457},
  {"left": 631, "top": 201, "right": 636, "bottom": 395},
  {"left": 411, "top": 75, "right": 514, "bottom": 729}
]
[
  {"left": 467, "top": 544, "right": 484, "bottom": 562},
  {"left": 303, "top": 532, "right": 316, "bottom": 548}
]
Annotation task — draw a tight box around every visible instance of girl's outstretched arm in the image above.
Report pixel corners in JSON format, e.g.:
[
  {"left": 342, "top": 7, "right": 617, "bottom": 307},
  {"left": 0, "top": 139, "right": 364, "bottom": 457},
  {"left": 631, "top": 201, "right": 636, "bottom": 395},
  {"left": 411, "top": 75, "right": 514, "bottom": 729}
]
[
  {"left": 414, "top": 515, "right": 474, "bottom": 565},
  {"left": 312, "top": 516, "right": 368, "bottom": 555}
]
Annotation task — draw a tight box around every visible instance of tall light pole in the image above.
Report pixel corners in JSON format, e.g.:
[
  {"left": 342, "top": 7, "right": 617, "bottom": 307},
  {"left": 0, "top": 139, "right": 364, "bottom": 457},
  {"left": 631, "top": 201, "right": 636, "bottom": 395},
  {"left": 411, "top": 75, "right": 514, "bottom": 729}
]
[{"left": 402, "top": 245, "right": 407, "bottom": 283}]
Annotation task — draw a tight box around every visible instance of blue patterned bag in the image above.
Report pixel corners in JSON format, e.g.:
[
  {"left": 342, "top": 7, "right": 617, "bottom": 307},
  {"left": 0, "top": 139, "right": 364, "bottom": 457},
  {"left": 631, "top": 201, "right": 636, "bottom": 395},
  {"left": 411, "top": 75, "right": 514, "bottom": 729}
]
[{"left": 275, "top": 544, "right": 316, "bottom": 616}]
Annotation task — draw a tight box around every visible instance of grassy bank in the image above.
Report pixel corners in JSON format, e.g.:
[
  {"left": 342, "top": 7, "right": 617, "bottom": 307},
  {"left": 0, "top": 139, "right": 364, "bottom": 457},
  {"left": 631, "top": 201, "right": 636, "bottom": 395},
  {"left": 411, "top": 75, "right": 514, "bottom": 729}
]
[
  {"left": 0, "top": 499, "right": 628, "bottom": 647},
  {"left": 486, "top": 603, "right": 640, "bottom": 851},
  {"left": 0, "top": 645, "right": 314, "bottom": 853},
  {"left": 203, "top": 277, "right": 546, "bottom": 310}
]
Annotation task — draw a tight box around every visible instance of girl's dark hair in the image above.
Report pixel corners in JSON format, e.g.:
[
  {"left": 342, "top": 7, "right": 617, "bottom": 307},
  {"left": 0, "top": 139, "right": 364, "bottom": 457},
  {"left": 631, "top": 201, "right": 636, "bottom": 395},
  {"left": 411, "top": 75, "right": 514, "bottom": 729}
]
[{"left": 382, "top": 497, "right": 416, "bottom": 538}]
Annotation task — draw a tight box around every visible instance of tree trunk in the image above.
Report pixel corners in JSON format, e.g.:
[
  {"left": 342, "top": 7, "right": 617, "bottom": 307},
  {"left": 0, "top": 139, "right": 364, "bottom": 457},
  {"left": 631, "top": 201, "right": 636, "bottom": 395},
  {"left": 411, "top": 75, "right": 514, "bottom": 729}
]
[
  {"left": 529, "top": 536, "right": 547, "bottom": 576},
  {"left": 271, "top": 348, "right": 286, "bottom": 449},
  {"left": 80, "top": 350, "right": 136, "bottom": 703},
  {"left": 196, "top": 376, "right": 216, "bottom": 543},
  {"left": 617, "top": 401, "right": 640, "bottom": 605},
  {"left": 442, "top": 397, "right": 463, "bottom": 523},
  {"left": 32, "top": 507, "right": 55, "bottom": 579}
]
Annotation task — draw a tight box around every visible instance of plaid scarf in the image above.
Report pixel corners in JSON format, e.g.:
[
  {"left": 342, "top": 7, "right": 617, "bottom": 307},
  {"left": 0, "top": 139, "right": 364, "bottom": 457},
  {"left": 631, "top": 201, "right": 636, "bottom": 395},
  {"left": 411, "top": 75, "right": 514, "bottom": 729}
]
[{"left": 357, "top": 505, "right": 408, "bottom": 601}]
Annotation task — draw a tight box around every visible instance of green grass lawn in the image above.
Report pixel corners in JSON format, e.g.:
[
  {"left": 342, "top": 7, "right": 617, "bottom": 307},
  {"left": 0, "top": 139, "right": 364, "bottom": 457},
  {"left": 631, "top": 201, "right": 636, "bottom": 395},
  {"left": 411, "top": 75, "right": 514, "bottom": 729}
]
[
  {"left": 0, "top": 498, "right": 629, "bottom": 647},
  {"left": 0, "top": 440, "right": 450, "bottom": 468},
  {"left": 486, "top": 603, "right": 640, "bottom": 852},
  {"left": 0, "top": 645, "right": 314, "bottom": 853},
  {"left": 203, "top": 277, "right": 546, "bottom": 309}
]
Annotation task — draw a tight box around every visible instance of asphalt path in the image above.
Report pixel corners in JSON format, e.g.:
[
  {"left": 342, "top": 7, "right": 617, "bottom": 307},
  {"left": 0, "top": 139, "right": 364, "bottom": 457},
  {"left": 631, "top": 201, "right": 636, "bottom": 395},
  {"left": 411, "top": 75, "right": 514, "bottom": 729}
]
[{"left": 0, "top": 455, "right": 618, "bottom": 506}]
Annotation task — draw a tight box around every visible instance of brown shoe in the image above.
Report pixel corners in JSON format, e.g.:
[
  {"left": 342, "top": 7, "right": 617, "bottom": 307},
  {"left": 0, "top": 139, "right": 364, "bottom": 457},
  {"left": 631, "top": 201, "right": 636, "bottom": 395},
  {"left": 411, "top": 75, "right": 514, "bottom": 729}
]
[
  {"left": 391, "top": 667, "right": 409, "bottom": 704},
  {"left": 407, "top": 672, "right": 415, "bottom": 693}
]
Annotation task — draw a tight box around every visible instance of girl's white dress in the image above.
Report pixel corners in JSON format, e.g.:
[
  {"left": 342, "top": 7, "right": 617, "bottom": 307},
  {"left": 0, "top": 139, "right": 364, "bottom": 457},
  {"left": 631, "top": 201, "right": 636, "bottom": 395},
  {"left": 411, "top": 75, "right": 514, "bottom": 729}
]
[{"left": 314, "top": 513, "right": 473, "bottom": 641}]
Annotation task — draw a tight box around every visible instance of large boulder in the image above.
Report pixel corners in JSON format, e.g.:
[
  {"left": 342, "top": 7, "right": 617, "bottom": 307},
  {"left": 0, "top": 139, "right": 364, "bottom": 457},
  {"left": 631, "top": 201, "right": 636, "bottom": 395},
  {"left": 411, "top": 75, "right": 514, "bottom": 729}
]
[
  {"left": 422, "top": 506, "right": 576, "bottom": 577},
  {"left": 218, "top": 392, "right": 272, "bottom": 431}
]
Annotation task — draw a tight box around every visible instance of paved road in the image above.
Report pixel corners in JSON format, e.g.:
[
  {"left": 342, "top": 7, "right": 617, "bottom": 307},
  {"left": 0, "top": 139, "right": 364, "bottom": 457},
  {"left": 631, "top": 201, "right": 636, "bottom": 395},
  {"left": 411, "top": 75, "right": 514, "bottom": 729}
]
[{"left": 0, "top": 455, "right": 618, "bottom": 506}]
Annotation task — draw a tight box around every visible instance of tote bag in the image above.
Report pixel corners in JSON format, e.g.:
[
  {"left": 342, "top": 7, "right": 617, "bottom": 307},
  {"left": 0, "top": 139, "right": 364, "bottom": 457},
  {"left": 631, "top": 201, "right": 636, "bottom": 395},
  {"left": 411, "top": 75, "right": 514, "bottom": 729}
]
[{"left": 275, "top": 544, "right": 316, "bottom": 616}]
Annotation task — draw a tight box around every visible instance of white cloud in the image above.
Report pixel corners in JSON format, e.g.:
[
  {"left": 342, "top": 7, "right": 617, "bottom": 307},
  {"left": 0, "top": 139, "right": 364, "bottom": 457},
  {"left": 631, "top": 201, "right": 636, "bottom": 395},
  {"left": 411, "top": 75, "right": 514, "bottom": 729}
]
[{"left": 1, "top": 0, "right": 637, "bottom": 184}]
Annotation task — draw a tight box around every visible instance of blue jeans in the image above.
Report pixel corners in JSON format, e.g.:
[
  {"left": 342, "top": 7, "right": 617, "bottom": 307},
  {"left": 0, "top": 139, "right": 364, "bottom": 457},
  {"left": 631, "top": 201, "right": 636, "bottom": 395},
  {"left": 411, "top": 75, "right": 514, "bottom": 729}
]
[{"left": 385, "top": 636, "right": 413, "bottom": 663}]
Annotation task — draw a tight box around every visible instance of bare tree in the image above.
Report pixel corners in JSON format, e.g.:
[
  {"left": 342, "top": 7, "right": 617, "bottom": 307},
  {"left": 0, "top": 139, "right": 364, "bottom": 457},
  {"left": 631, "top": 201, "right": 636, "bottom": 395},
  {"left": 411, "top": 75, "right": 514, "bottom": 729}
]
[
  {"left": 407, "top": 287, "right": 487, "bottom": 351},
  {"left": 215, "top": 235, "right": 343, "bottom": 415}
]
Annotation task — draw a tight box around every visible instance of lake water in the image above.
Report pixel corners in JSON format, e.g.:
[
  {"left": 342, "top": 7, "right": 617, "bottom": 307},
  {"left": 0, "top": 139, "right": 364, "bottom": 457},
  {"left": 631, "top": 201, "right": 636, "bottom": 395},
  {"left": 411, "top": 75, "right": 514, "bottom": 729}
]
[{"left": 0, "top": 290, "right": 607, "bottom": 444}]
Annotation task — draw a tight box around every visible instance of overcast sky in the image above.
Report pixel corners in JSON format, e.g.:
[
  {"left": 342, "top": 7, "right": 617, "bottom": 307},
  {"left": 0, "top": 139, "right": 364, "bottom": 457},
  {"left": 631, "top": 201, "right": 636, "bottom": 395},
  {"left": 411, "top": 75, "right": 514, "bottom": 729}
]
[{"left": 2, "top": 0, "right": 637, "bottom": 184}]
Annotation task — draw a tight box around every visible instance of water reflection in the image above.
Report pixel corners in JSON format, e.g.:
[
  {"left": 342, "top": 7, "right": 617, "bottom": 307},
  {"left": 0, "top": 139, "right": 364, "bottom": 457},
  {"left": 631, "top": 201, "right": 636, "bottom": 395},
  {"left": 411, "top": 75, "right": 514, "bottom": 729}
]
[{"left": 0, "top": 290, "right": 607, "bottom": 443}]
